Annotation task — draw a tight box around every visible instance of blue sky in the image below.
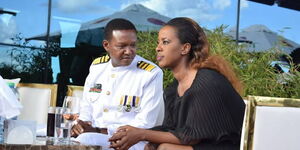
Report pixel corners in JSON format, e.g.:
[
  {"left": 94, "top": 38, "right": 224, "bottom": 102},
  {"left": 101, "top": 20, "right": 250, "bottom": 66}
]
[{"left": 0, "top": 0, "right": 299, "bottom": 45}]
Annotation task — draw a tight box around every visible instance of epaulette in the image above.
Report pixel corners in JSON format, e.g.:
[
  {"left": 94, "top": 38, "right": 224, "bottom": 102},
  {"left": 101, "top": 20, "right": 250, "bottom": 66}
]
[
  {"left": 137, "top": 61, "right": 156, "bottom": 72},
  {"left": 92, "top": 55, "right": 110, "bottom": 65}
]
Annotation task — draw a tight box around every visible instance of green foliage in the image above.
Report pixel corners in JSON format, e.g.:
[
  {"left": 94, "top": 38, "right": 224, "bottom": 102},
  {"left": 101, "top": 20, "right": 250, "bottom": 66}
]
[
  {"left": 137, "top": 26, "right": 300, "bottom": 98},
  {"left": 137, "top": 32, "right": 174, "bottom": 88},
  {"left": 0, "top": 33, "right": 57, "bottom": 83}
]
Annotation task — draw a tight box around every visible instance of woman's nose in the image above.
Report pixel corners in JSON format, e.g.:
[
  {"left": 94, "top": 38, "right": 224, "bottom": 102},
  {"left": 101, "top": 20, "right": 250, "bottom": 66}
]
[{"left": 155, "top": 45, "right": 161, "bottom": 52}]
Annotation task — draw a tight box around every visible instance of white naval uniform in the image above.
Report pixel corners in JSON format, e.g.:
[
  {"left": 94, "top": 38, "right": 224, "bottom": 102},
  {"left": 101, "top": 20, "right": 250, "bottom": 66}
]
[{"left": 79, "top": 55, "right": 163, "bottom": 150}]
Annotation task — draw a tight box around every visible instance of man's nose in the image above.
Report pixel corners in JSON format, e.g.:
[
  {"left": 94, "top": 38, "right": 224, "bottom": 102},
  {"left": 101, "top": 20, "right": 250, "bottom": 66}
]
[{"left": 124, "top": 46, "right": 135, "bottom": 54}]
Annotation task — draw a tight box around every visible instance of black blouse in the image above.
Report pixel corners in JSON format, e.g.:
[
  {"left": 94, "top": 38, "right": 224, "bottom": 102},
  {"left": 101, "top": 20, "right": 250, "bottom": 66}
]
[{"left": 152, "top": 69, "right": 245, "bottom": 150}]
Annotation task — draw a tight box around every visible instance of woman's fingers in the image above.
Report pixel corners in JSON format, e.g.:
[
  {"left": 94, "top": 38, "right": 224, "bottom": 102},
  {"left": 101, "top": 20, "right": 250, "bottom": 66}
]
[
  {"left": 110, "top": 139, "right": 128, "bottom": 150},
  {"left": 116, "top": 125, "right": 129, "bottom": 132},
  {"left": 109, "top": 126, "right": 140, "bottom": 150},
  {"left": 109, "top": 130, "right": 127, "bottom": 141},
  {"left": 110, "top": 134, "right": 128, "bottom": 148}
]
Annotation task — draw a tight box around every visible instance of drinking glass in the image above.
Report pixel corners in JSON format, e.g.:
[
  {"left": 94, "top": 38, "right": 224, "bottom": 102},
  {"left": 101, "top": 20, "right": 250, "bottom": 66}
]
[
  {"left": 61, "top": 96, "right": 80, "bottom": 144},
  {"left": 46, "top": 107, "right": 55, "bottom": 138},
  {"left": 62, "top": 96, "right": 80, "bottom": 121},
  {"left": 54, "top": 107, "right": 71, "bottom": 143}
]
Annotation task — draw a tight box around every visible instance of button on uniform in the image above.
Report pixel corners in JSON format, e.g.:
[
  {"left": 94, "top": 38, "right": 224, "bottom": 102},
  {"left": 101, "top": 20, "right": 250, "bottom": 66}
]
[
  {"left": 106, "top": 91, "right": 111, "bottom": 95},
  {"left": 111, "top": 74, "right": 116, "bottom": 78},
  {"left": 103, "top": 108, "right": 109, "bottom": 112}
]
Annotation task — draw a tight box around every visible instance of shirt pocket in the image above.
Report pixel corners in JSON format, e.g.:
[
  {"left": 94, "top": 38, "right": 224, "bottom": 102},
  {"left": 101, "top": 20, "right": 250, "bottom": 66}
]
[{"left": 88, "top": 91, "right": 102, "bottom": 103}]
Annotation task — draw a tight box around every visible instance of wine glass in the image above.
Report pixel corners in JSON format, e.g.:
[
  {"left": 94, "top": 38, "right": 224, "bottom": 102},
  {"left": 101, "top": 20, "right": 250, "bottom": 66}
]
[
  {"left": 61, "top": 96, "right": 80, "bottom": 144},
  {"left": 63, "top": 96, "right": 80, "bottom": 121}
]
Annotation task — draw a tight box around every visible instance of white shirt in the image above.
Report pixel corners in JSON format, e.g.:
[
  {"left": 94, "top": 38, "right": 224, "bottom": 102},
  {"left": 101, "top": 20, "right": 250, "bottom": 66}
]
[{"left": 79, "top": 55, "right": 163, "bottom": 135}]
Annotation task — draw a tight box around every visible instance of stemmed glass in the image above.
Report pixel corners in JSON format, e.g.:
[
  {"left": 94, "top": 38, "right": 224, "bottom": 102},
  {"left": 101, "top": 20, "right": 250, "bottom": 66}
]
[
  {"left": 63, "top": 96, "right": 80, "bottom": 121},
  {"left": 61, "top": 96, "right": 80, "bottom": 144}
]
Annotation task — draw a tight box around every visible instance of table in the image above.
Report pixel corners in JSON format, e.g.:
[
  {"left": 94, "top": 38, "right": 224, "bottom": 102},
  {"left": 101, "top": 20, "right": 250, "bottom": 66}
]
[{"left": 0, "top": 137, "right": 102, "bottom": 150}]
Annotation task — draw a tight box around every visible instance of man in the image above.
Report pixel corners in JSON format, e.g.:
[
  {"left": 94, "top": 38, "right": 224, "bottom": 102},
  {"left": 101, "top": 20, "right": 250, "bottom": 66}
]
[{"left": 71, "top": 18, "right": 163, "bottom": 149}]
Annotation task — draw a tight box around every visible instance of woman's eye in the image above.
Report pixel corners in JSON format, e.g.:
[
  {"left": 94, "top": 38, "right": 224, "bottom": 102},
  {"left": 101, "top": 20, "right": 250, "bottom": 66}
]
[{"left": 163, "top": 40, "right": 169, "bottom": 45}]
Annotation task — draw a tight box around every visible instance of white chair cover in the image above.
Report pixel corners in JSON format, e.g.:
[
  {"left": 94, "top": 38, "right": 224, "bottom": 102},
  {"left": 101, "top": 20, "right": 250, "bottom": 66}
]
[
  {"left": 17, "top": 83, "right": 57, "bottom": 125},
  {"left": 253, "top": 106, "right": 300, "bottom": 150},
  {"left": 241, "top": 96, "right": 300, "bottom": 150}
]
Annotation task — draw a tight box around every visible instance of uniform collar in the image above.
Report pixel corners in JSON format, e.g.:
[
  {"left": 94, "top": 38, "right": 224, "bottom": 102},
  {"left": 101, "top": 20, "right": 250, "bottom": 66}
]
[{"left": 109, "top": 55, "right": 139, "bottom": 71}]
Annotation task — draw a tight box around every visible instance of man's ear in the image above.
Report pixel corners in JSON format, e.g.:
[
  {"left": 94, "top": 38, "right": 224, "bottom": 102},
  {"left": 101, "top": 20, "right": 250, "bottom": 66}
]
[
  {"left": 181, "top": 43, "right": 191, "bottom": 55},
  {"left": 102, "top": 40, "right": 109, "bottom": 52}
]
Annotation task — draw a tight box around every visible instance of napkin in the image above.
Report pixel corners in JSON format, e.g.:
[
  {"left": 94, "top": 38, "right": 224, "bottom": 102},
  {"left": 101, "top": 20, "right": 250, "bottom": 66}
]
[{"left": 75, "top": 132, "right": 110, "bottom": 147}]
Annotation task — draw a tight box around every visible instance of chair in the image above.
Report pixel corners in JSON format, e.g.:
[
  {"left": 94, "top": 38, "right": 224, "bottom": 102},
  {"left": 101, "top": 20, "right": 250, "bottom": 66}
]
[
  {"left": 17, "top": 83, "right": 57, "bottom": 125},
  {"left": 241, "top": 95, "right": 300, "bottom": 150},
  {"left": 240, "top": 99, "right": 249, "bottom": 150},
  {"left": 66, "top": 85, "right": 84, "bottom": 99}
]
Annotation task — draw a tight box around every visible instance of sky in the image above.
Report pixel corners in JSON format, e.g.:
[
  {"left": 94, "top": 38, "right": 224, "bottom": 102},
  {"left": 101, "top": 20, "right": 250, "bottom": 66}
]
[
  {"left": 0, "top": 0, "right": 299, "bottom": 44},
  {"left": 1, "top": 0, "right": 300, "bottom": 81}
]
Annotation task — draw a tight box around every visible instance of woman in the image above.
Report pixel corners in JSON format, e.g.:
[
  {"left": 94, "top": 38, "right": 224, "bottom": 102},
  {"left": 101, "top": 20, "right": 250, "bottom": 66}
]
[{"left": 109, "top": 17, "right": 245, "bottom": 150}]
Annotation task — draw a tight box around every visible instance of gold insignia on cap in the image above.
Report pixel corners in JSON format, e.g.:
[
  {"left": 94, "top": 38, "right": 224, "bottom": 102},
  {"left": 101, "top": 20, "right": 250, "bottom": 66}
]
[
  {"left": 92, "top": 55, "right": 110, "bottom": 65},
  {"left": 137, "top": 61, "right": 156, "bottom": 72}
]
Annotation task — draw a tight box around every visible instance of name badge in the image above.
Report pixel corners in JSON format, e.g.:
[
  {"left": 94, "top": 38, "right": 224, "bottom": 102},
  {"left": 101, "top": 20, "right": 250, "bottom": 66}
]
[
  {"left": 88, "top": 83, "right": 102, "bottom": 102},
  {"left": 89, "top": 83, "right": 102, "bottom": 93}
]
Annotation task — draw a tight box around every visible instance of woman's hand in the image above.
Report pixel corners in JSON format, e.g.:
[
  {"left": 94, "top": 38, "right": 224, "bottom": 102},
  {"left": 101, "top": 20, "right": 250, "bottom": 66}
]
[{"left": 109, "top": 125, "right": 145, "bottom": 150}]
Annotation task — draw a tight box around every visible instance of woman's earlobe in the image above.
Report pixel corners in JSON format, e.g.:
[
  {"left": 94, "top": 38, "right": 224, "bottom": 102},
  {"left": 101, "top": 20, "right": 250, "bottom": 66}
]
[
  {"left": 181, "top": 52, "right": 188, "bottom": 55},
  {"left": 181, "top": 43, "right": 191, "bottom": 55}
]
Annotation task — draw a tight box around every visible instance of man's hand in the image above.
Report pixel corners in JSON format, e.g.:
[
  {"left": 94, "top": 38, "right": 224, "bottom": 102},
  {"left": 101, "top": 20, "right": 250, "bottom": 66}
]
[
  {"left": 63, "top": 114, "right": 79, "bottom": 121},
  {"left": 109, "top": 125, "right": 145, "bottom": 150},
  {"left": 71, "top": 120, "right": 97, "bottom": 137}
]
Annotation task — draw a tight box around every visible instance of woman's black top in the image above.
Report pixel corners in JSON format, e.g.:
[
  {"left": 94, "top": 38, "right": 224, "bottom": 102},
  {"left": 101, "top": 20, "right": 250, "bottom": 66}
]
[{"left": 152, "top": 68, "right": 245, "bottom": 150}]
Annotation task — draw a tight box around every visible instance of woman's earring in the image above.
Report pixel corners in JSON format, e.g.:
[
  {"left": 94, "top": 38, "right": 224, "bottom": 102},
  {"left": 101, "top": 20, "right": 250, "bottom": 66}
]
[{"left": 181, "top": 52, "right": 188, "bottom": 55}]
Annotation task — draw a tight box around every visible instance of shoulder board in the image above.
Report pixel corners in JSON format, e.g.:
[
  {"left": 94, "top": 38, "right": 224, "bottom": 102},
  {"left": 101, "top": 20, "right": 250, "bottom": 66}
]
[
  {"left": 92, "top": 55, "right": 110, "bottom": 65},
  {"left": 137, "top": 61, "right": 156, "bottom": 72}
]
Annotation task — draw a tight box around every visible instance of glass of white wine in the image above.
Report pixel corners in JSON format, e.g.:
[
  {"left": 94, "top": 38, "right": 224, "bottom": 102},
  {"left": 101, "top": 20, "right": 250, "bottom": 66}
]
[
  {"left": 63, "top": 96, "right": 80, "bottom": 121},
  {"left": 61, "top": 96, "right": 80, "bottom": 144}
]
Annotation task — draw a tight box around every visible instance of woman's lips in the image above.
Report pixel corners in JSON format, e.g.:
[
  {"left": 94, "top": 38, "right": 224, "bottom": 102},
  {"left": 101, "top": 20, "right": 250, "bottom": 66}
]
[{"left": 156, "top": 56, "right": 163, "bottom": 61}]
